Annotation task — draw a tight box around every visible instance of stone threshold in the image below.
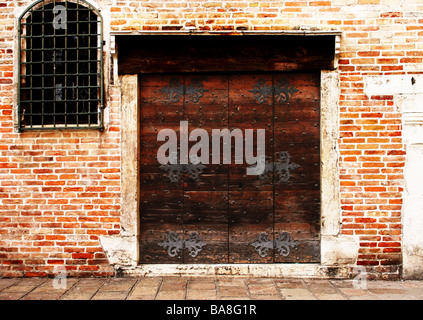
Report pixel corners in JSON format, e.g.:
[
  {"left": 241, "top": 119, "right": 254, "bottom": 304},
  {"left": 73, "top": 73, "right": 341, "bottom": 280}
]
[{"left": 117, "top": 264, "right": 351, "bottom": 279}]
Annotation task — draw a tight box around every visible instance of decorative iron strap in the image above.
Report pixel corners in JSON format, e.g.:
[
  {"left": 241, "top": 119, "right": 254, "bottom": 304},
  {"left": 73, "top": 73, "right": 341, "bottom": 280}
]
[
  {"left": 160, "top": 163, "right": 206, "bottom": 183},
  {"left": 159, "top": 232, "right": 206, "bottom": 258},
  {"left": 249, "top": 78, "right": 299, "bottom": 104},
  {"left": 256, "top": 151, "right": 300, "bottom": 183},
  {"left": 251, "top": 232, "right": 298, "bottom": 258},
  {"left": 160, "top": 78, "right": 208, "bottom": 103}
]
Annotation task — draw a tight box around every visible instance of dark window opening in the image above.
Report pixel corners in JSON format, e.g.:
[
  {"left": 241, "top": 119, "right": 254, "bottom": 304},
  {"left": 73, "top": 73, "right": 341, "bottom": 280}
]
[{"left": 18, "top": 0, "right": 103, "bottom": 131}]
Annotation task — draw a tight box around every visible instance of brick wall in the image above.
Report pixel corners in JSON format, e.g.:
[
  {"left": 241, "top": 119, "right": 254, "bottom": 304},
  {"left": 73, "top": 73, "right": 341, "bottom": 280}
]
[{"left": 2, "top": 0, "right": 423, "bottom": 278}]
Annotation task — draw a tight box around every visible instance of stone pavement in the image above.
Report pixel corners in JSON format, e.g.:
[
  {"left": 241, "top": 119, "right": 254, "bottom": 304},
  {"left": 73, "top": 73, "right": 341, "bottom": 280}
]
[{"left": 1, "top": 277, "right": 423, "bottom": 300}]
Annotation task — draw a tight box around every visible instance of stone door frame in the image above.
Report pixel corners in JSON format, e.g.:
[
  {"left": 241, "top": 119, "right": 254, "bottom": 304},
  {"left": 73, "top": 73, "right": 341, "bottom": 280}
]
[{"left": 101, "top": 32, "right": 362, "bottom": 278}]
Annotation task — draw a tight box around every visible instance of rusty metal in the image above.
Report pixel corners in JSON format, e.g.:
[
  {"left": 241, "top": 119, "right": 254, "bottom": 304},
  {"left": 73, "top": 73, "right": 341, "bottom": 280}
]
[
  {"left": 249, "top": 79, "right": 273, "bottom": 104},
  {"left": 257, "top": 151, "right": 300, "bottom": 183},
  {"left": 158, "top": 232, "right": 206, "bottom": 258},
  {"left": 249, "top": 78, "right": 298, "bottom": 104},
  {"left": 160, "top": 163, "right": 206, "bottom": 183},
  {"left": 274, "top": 79, "right": 299, "bottom": 103},
  {"left": 251, "top": 232, "right": 298, "bottom": 258},
  {"left": 275, "top": 151, "right": 300, "bottom": 183},
  {"left": 160, "top": 78, "right": 208, "bottom": 103}
]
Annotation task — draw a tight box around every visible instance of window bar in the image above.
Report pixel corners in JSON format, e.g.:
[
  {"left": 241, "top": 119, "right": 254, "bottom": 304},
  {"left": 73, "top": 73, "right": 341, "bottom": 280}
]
[
  {"left": 21, "top": 46, "right": 102, "bottom": 51},
  {"left": 30, "top": 16, "right": 33, "bottom": 127},
  {"left": 21, "top": 6, "right": 29, "bottom": 129},
  {"left": 26, "top": 9, "right": 29, "bottom": 128},
  {"left": 22, "top": 72, "right": 100, "bottom": 77},
  {"left": 99, "top": 12, "right": 104, "bottom": 131},
  {"left": 22, "top": 85, "right": 100, "bottom": 90},
  {"left": 20, "top": 34, "right": 107, "bottom": 39},
  {"left": 17, "top": 21, "right": 22, "bottom": 131}
]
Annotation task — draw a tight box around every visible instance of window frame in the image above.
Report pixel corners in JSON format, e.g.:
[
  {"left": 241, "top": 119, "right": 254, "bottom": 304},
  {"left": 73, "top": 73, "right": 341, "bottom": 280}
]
[{"left": 17, "top": 0, "right": 104, "bottom": 132}]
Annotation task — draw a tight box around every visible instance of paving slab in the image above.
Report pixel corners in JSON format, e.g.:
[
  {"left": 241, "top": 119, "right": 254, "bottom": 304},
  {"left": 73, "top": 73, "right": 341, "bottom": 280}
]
[
  {"left": 100, "top": 278, "right": 137, "bottom": 292},
  {"left": 156, "top": 290, "right": 186, "bottom": 300},
  {"left": 136, "top": 277, "right": 163, "bottom": 287},
  {"left": 279, "top": 288, "right": 317, "bottom": 300},
  {"left": 0, "top": 292, "right": 26, "bottom": 300},
  {"left": 130, "top": 284, "right": 160, "bottom": 296},
  {"left": 76, "top": 278, "right": 107, "bottom": 287},
  {"left": 0, "top": 277, "right": 422, "bottom": 300},
  {"left": 188, "top": 280, "right": 216, "bottom": 290},
  {"left": 160, "top": 280, "right": 188, "bottom": 292},
  {"left": 0, "top": 279, "right": 20, "bottom": 290},
  {"left": 217, "top": 278, "right": 247, "bottom": 286},
  {"left": 275, "top": 279, "right": 306, "bottom": 289},
  {"left": 187, "top": 289, "right": 217, "bottom": 300},
  {"left": 248, "top": 283, "right": 279, "bottom": 295},
  {"left": 31, "top": 278, "right": 79, "bottom": 293},
  {"left": 21, "top": 292, "right": 65, "bottom": 300},
  {"left": 60, "top": 285, "right": 100, "bottom": 300},
  {"left": 1, "top": 278, "right": 46, "bottom": 293},
  {"left": 219, "top": 286, "right": 249, "bottom": 298},
  {"left": 91, "top": 291, "right": 129, "bottom": 300}
]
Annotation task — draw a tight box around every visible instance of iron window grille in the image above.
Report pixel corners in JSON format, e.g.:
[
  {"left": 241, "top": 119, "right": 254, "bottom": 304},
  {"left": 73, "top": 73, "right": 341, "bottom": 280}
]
[{"left": 18, "top": 0, "right": 104, "bottom": 131}]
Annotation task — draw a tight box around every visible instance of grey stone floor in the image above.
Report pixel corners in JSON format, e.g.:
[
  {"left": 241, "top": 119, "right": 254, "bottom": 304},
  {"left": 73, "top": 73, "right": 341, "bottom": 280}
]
[{"left": 1, "top": 277, "right": 423, "bottom": 300}]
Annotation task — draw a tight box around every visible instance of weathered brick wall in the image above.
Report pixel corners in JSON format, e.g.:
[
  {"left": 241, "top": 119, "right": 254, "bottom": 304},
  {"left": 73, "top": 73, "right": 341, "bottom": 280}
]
[
  {"left": 0, "top": 0, "right": 122, "bottom": 277},
  {"left": 1, "top": 0, "right": 423, "bottom": 278}
]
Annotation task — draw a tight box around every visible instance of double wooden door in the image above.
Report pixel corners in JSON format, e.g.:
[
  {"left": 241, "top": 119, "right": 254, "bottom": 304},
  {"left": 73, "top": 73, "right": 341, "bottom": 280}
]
[{"left": 139, "top": 72, "right": 320, "bottom": 264}]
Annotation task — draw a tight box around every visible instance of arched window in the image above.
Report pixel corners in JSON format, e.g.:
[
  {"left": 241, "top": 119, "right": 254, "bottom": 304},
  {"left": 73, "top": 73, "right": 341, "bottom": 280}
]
[{"left": 18, "top": 0, "right": 104, "bottom": 131}]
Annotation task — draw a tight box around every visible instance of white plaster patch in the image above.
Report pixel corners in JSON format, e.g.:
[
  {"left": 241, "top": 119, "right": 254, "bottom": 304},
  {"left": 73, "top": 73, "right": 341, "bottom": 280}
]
[
  {"left": 365, "top": 75, "right": 423, "bottom": 97},
  {"left": 100, "top": 234, "right": 138, "bottom": 267},
  {"left": 321, "top": 235, "right": 359, "bottom": 266}
]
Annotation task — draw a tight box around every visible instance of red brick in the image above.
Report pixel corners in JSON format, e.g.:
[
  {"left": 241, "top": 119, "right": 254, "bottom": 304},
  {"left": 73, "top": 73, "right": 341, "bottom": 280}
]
[
  {"left": 72, "top": 253, "right": 94, "bottom": 259},
  {"left": 0, "top": 0, "right": 412, "bottom": 280}
]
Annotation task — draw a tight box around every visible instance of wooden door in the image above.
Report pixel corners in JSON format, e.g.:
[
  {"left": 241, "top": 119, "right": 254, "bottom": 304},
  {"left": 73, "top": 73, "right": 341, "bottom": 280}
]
[{"left": 139, "top": 72, "right": 320, "bottom": 264}]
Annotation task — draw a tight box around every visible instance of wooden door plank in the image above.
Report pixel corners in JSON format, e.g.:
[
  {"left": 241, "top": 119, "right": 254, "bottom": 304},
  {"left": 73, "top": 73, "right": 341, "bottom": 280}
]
[{"left": 273, "top": 72, "right": 321, "bottom": 263}]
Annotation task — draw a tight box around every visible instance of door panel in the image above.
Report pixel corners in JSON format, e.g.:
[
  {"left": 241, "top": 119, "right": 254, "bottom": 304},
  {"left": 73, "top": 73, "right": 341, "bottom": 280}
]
[{"left": 139, "top": 72, "right": 321, "bottom": 264}]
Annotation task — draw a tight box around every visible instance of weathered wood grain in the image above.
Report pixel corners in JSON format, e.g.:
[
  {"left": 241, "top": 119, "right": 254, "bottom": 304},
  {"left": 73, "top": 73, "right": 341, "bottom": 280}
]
[{"left": 139, "top": 72, "right": 321, "bottom": 264}]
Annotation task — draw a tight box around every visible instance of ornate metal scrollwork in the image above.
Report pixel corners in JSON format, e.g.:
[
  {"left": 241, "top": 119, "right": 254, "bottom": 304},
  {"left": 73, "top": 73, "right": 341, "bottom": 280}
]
[
  {"left": 185, "top": 233, "right": 207, "bottom": 257},
  {"left": 275, "top": 151, "right": 300, "bottom": 183},
  {"left": 249, "top": 79, "right": 273, "bottom": 104},
  {"left": 274, "top": 232, "right": 298, "bottom": 257},
  {"left": 161, "top": 78, "right": 208, "bottom": 103},
  {"left": 274, "top": 79, "right": 299, "bottom": 104},
  {"left": 249, "top": 78, "right": 299, "bottom": 104},
  {"left": 256, "top": 151, "right": 300, "bottom": 183},
  {"left": 158, "top": 232, "right": 183, "bottom": 257},
  {"left": 160, "top": 79, "right": 184, "bottom": 103},
  {"left": 184, "top": 79, "right": 208, "bottom": 103},
  {"left": 160, "top": 153, "right": 206, "bottom": 183},
  {"left": 251, "top": 232, "right": 298, "bottom": 258},
  {"left": 158, "top": 232, "right": 206, "bottom": 258},
  {"left": 160, "top": 163, "right": 206, "bottom": 183},
  {"left": 250, "top": 233, "right": 274, "bottom": 258}
]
